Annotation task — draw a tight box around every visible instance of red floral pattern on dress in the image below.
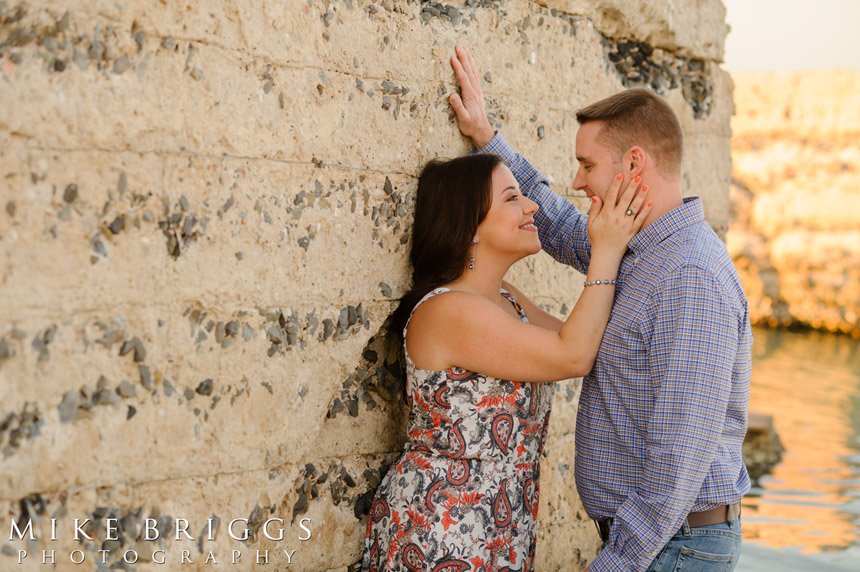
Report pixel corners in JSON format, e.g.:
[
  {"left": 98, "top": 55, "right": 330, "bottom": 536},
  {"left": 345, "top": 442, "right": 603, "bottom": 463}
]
[{"left": 362, "top": 288, "right": 554, "bottom": 571}]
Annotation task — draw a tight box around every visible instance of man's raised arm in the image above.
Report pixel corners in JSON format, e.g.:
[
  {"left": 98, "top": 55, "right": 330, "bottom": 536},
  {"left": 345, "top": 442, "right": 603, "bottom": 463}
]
[{"left": 448, "top": 45, "right": 591, "bottom": 273}]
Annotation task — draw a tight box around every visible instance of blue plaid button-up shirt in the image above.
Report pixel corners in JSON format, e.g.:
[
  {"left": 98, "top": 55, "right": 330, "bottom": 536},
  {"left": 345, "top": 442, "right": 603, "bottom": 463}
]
[{"left": 479, "top": 133, "right": 752, "bottom": 571}]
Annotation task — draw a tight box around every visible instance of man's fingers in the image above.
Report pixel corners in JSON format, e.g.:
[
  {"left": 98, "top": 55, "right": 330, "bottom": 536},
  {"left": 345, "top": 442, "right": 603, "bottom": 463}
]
[
  {"left": 456, "top": 45, "right": 481, "bottom": 97},
  {"left": 455, "top": 46, "right": 474, "bottom": 83},
  {"left": 450, "top": 55, "right": 473, "bottom": 95},
  {"left": 451, "top": 54, "right": 472, "bottom": 94},
  {"left": 448, "top": 92, "right": 467, "bottom": 120},
  {"left": 462, "top": 46, "right": 482, "bottom": 93}
]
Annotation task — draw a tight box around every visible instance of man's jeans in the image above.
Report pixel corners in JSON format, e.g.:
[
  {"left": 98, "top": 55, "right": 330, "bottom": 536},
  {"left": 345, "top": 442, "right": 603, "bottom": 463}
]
[{"left": 643, "top": 516, "right": 743, "bottom": 572}]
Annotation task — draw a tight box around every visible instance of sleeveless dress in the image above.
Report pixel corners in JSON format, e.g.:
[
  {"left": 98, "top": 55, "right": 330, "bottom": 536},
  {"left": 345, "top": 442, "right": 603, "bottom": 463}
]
[{"left": 361, "top": 287, "right": 555, "bottom": 572}]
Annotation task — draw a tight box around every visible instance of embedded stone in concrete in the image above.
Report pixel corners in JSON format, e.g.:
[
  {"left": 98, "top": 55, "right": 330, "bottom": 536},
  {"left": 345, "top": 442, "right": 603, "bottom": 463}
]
[{"left": 0, "top": 1, "right": 731, "bottom": 569}]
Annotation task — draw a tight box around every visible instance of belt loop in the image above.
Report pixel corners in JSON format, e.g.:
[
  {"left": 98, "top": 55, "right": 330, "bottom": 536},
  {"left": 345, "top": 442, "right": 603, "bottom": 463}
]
[{"left": 681, "top": 518, "right": 691, "bottom": 535}]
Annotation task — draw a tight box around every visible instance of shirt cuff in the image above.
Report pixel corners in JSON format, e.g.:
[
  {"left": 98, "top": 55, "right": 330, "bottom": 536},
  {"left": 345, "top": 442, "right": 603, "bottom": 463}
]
[
  {"left": 590, "top": 546, "right": 636, "bottom": 572},
  {"left": 472, "top": 130, "right": 518, "bottom": 165},
  {"left": 472, "top": 131, "right": 551, "bottom": 194}
]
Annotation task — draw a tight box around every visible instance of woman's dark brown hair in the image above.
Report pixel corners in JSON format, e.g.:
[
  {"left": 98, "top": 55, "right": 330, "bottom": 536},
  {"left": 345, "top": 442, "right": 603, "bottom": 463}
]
[{"left": 390, "top": 153, "right": 502, "bottom": 341}]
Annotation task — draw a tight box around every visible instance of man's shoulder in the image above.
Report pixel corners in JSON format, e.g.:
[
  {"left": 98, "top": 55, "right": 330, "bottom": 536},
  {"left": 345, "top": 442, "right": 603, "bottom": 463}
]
[
  {"left": 656, "top": 222, "right": 747, "bottom": 305},
  {"left": 681, "top": 221, "right": 733, "bottom": 265}
]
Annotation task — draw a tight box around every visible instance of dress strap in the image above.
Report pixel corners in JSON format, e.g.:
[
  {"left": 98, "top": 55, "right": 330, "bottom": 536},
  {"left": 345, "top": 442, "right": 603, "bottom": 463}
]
[
  {"left": 403, "top": 287, "right": 452, "bottom": 339},
  {"left": 500, "top": 289, "right": 528, "bottom": 322}
]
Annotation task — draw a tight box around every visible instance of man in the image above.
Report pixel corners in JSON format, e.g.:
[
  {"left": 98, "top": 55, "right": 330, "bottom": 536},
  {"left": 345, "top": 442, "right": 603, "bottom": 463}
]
[{"left": 447, "top": 46, "right": 751, "bottom": 572}]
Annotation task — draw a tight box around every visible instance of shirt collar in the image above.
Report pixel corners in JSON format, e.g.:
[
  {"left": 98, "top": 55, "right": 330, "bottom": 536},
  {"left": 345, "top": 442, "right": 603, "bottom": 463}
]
[{"left": 627, "top": 197, "right": 704, "bottom": 253}]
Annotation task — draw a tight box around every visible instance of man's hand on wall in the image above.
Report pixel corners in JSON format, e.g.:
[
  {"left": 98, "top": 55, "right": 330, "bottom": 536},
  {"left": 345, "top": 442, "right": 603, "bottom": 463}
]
[{"left": 448, "top": 45, "right": 495, "bottom": 148}]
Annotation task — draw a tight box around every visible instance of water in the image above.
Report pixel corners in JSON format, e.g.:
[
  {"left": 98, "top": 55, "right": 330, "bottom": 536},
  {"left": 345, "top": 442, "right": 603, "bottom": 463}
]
[{"left": 738, "top": 327, "right": 860, "bottom": 571}]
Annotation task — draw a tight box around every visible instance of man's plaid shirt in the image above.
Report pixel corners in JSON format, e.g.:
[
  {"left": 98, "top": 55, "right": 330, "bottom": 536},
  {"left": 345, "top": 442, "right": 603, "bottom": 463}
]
[{"left": 480, "top": 133, "right": 752, "bottom": 571}]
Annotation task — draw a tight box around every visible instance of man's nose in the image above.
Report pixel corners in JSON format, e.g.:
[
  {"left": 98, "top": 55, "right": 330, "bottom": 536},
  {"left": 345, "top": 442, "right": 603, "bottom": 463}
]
[{"left": 572, "top": 169, "right": 585, "bottom": 190}]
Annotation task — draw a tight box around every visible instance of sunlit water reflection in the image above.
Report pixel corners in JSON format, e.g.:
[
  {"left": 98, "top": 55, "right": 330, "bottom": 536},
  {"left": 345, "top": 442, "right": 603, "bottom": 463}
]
[{"left": 738, "top": 327, "right": 860, "bottom": 570}]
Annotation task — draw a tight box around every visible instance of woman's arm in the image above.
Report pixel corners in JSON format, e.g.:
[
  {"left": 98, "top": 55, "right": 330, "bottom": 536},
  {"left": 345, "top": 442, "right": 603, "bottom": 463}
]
[
  {"left": 408, "top": 250, "right": 623, "bottom": 382},
  {"left": 408, "top": 175, "right": 651, "bottom": 383}
]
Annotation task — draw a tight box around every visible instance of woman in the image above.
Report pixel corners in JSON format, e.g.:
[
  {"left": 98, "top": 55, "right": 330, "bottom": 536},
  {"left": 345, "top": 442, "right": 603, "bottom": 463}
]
[{"left": 362, "top": 153, "right": 650, "bottom": 571}]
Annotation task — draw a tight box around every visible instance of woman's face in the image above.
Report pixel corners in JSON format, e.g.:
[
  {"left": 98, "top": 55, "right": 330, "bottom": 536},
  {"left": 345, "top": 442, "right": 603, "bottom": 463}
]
[{"left": 475, "top": 164, "right": 541, "bottom": 260}]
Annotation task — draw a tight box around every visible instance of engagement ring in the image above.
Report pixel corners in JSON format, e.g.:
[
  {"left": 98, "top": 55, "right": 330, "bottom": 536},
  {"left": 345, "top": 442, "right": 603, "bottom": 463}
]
[{"left": 625, "top": 209, "right": 634, "bottom": 216}]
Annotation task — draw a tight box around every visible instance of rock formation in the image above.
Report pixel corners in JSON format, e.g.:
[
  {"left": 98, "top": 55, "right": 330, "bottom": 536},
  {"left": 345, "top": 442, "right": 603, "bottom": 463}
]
[{"left": 728, "top": 71, "right": 860, "bottom": 337}]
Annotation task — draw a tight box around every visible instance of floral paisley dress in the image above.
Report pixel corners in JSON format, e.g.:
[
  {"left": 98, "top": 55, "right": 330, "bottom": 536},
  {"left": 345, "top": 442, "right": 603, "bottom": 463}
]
[{"left": 362, "top": 287, "right": 555, "bottom": 572}]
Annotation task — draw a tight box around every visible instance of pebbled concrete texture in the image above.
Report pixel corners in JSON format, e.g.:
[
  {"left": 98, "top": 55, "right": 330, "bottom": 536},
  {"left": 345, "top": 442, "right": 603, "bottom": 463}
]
[{"left": 0, "top": 1, "right": 731, "bottom": 569}]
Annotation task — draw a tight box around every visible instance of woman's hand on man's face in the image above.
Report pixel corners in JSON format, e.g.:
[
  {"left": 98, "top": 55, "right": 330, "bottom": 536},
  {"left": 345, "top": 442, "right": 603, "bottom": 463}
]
[
  {"left": 448, "top": 45, "right": 495, "bottom": 148},
  {"left": 586, "top": 172, "right": 652, "bottom": 256}
]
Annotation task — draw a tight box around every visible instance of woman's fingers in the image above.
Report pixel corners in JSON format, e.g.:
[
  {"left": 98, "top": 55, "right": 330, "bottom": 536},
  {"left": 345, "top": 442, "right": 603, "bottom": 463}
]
[
  {"left": 604, "top": 173, "right": 623, "bottom": 209},
  {"left": 631, "top": 199, "right": 653, "bottom": 232},
  {"left": 625, "top": 183, "right": 649, "bottom": 217},
  {"left": 588, "top": 195, "right": 603, "bottom": 218},
  {"left": 616, "top": 175, "right": 640, "bottom": 211}
]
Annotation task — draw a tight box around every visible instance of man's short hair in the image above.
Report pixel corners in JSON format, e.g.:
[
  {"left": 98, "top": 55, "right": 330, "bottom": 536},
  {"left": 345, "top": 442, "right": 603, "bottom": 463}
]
[{"left": 576, "top": 88, "right": 683, "bottom": 176}]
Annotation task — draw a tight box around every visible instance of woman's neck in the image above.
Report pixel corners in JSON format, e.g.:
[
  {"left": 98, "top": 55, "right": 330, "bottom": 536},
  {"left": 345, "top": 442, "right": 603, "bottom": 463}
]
[{"left": 446, "top": 257, "right": 512, "bottom": 306}]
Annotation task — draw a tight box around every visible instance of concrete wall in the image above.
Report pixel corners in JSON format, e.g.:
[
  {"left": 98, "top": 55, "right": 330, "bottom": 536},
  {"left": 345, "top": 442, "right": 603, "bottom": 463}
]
[{"left": 0, "top": 1, "right": 731, "bottom": 569}]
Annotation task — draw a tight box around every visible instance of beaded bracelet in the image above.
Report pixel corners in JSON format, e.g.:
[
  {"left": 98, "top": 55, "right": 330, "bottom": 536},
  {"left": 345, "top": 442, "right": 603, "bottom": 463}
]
[{"left": 583, "top": 278, "right": 618, "bottom": 287}]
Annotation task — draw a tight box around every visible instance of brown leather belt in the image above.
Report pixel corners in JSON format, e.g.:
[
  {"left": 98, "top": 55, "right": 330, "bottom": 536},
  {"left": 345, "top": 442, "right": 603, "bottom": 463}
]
[
  {"left": 595, "top": 504, "right": 741, "bottom": 543},
  {"left": 686, "top": 504, "right": 741, "bottom": 528}
]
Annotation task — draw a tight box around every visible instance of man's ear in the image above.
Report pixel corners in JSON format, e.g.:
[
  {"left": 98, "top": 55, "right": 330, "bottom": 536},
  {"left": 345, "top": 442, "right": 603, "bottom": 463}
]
[{"left": 625, "top": 146, "right": 645, "bottom": 177}]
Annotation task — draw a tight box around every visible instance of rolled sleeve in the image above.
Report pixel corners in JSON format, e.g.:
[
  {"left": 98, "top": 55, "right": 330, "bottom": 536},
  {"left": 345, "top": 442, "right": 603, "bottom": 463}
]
[
  {"left": 590, "top": 545, "right": 636, "bottom": 572},
  {"left": 592, "top": 265, "right": 740, "bottom": 572},
  {"left": 475, "top": 132, "right": 592, "bottom": 273}
]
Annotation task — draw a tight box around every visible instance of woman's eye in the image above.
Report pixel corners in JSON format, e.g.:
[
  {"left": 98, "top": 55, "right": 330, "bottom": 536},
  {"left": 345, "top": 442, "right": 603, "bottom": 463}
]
[{"left": 508, "top": 195, "right": 519, "bottom": 201}]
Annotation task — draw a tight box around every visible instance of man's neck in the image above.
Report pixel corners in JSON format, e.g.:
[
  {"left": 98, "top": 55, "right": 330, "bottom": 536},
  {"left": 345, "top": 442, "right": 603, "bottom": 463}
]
[{"left": 640, "top": 178, "right": 683, "bottom": 229}]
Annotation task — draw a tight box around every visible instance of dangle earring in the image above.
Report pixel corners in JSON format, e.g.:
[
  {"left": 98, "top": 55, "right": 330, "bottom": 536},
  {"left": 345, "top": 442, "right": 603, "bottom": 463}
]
[{"left": 469, "top": 237, "right": 478, "bottom": 270}]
